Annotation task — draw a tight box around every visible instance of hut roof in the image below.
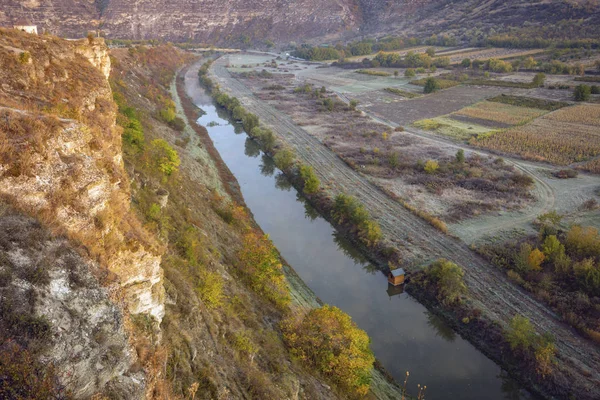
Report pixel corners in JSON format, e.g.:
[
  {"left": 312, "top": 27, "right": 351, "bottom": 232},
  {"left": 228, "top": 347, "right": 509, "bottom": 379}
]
[
  {"left": 14, "top": 18, "right": 34, "bottom": 26},
  {"left": 390, "top": 268, "right": 405, "bottom": 277}
]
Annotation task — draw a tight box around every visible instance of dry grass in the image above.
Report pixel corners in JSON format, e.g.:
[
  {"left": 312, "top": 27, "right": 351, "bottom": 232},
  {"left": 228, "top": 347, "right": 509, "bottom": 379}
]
[
  {"left": 455, "top": 101, "right": 546, "bottom": 126},
  {"left": 473, "top": 118, "right": 600, "bottom": 165},
  {"left": 544, "top": 104, "right": 600, "bottom": 127}
]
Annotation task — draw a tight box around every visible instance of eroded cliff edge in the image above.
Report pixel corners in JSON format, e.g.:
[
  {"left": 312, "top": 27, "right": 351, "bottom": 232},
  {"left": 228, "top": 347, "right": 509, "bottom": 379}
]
[{"left": 0, "top": 28, "right": 165, "bottom": 398}]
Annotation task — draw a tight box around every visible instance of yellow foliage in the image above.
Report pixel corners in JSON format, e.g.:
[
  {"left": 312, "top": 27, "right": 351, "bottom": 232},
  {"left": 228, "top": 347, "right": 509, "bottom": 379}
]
[
  {"left": 237, "top": 232, "right": 290, "bottom": 308},
  {"left": 424, "top": 159, "right": 439, "bottom": 174},
  {"left": 528, "top": 248, "right": 545, "bottom": 272},
  {"left": 282, "top": 305, "right": 374, "bottom": 398}
]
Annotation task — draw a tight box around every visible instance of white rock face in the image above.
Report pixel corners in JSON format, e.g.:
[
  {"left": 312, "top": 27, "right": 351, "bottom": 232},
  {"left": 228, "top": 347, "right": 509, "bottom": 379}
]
[
  {"left": 0, "top": 36, "right": 165, "bottom": 329},
  {"left": 0, "top": 213, "right": 146, "bottom": 399}
]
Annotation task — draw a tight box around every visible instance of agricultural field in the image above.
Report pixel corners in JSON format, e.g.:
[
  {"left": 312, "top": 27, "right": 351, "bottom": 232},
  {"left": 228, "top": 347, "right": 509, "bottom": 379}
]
[
  {"left": 472, "top": 104, "right": 600, "bottom": 165},
  {"left": 413, "top": 95, "right": 568, "bottom": 141},
  {"left": 438, "top": 48, "right": 545, "bottom": 65},
  {"left": 232, "top": 68, "right": 535, "bottom": 223},
  {"left": 364, "top": 85, "right": 509, "bottom": 126},
  {"left": 454, "top": 101, "right": 547, "bottom": 125},
  {"left": 414, "top": 117, "right": 496, "bottom": 140}
]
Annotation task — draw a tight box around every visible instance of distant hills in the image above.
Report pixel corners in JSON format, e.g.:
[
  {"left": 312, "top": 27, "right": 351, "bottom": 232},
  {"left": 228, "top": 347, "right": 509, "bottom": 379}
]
[{"left": 0, "top": 0, "right": 598, "bottom": 45}]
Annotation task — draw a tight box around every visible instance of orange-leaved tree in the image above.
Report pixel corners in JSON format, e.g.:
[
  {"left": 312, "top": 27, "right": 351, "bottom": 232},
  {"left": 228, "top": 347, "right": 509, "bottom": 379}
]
[{"left": 282, "top": 305, "right": 374, "bottom": 398}]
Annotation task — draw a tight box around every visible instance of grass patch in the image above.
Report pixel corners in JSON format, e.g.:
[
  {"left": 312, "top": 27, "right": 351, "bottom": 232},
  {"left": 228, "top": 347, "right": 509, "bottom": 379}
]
[
  {"left": 410, "top": 78, "right": 460, "bottom": 90},
  {"left": 356, "top": 69, "right": 392, "bottom": 77},
  {"left": 574, "top": 76, "right": 600, "bottom": 83},
  {"left": 383, "top": 87, "right": 420, "bottom": 99},
  {"left": 414, "top": 117, "right": 494, "bottom": 140},
  {"left": 488, "top": 95, "right": 569, "bottom": 111},
  {"left": 466, "top": 79, "right": 536, "bottom": 89}
]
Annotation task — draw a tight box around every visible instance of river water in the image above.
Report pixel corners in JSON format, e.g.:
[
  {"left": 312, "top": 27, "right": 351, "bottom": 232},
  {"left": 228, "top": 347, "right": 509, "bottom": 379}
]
[{"left": 184, "top": 66, "right": 531, "bottom": 400}]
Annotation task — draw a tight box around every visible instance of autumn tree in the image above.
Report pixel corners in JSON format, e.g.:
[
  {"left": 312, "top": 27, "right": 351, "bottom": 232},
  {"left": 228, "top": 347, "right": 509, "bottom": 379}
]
[
  {"left": 541, "top": 235, "right": 565, "bottom": 262},
  {"left": 527, "top": 248, "right": 545, "bottom": 272},
  {"left": 273, "top": 148, "right": 295, "bottom": 171},
  {"left": 505, "top": 315, "right": 536, "bottom": 350},
  {"left": 424, "top": 159, "right": 439, "bottom": 174},
  {"left": 237, "top": 232, "right": 290, "bottom": 308},
  {"left": 573, "top": 258, "right": 600, "bottom": 295},
  {"left": 149, "top": 139, "right": 181, "bottom": 176},
  {"left": 299, "top": 164, "right": 320, "bottom": 194},
  {"left": 426, "top": 259, "right": 468, "bottom": 305},
  {"left": 282, "top": 305, "right": 375, "bottom": 397}
]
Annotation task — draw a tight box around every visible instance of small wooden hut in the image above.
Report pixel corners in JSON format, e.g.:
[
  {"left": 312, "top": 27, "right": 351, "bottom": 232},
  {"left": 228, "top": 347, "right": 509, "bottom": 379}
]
[{"left": 387, "top": 268, "right": 405, "bottom": 286}]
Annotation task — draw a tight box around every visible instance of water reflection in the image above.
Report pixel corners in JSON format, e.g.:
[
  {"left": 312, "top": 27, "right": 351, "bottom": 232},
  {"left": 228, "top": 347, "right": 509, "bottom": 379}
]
[
  {"left": 187, "top": 67, "right": 531, "bottom": 400},
  {"left": 426, "top": 312, "right": 456, "bottom": 342},
  {"left": 259, "top": 154, "right": 276, "bottom": 176},
  {"left": 244, "top": 137, "right": 261, "bottom": 158},
  {"left": 274, "top": 173, "right": 293, "bottom": 192}
]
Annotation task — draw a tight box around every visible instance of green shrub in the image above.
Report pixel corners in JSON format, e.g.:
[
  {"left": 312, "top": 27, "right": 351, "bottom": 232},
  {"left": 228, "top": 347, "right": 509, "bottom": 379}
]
[
  {"left": 424, "top": 78, "right": 440, "bottom": 93},
  {"left": 426, "top": 259, "right": 467, "bottom": 305},
  {"left": 273, "top": 148, "right": 295, "bottom": 171},
  {"left": 574, "top": 84, "right": 591, "bottom": 101},
  {"left": 532, "top": 73, "right": 546, "bottom": 87},
  {"left": 404, "top": 68, "right": 416, "bottom": 78},
  {"left": 299, "top": 165, "right": 320, "bottom": 194},
  {"left": 169, "top": 117, "right": 186, "bottom": 132},
  {"left": 18, "top": 51, "right": 31, "bottom": 64},
  {"left": 149, "top": 139, "right": 181, "bottom": 176}
]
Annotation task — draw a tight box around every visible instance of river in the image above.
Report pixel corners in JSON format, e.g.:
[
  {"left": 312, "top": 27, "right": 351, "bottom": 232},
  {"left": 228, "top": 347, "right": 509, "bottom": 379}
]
[{"left": 183, "top": 64, "right": 531, "bottom": 400}]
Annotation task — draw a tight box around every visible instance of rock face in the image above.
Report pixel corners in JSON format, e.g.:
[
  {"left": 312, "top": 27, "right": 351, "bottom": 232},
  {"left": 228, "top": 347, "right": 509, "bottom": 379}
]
[
  {"left": 0, "top": 0, "right": 598, "bottom": 43},
  {"left": 0, "top": 210, "right": 145, "bottom": 399},
  {"left": 0, "top": 28, "right": 164, "bottom": 333}
]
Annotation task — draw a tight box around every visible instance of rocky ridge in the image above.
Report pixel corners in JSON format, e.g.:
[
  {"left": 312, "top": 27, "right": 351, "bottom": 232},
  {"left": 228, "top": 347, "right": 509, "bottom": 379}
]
[{"left": 2, "top": 0, "right": 597, "bottom": 44}]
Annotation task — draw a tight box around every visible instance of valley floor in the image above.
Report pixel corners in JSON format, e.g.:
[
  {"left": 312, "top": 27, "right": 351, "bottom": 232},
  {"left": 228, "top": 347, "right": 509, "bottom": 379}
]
[{"left": 208, "top": 55, "right": 600, "bottom": 399}]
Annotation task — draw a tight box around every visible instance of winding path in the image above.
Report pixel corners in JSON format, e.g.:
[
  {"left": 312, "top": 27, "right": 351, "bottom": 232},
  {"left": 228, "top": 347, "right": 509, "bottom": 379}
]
[{"left": 209, "top": 56, "right": 600, "bottom": 399}]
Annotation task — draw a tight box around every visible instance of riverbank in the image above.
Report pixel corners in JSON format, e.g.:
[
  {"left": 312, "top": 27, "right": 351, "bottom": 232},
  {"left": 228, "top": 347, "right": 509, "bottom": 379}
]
[
  {"left": 182, "top": 58, "right": 537, "bottom": 400},
  {"left": 175, "top": 61, "right": 411, "bottom": 399},
  {"left": 200, "top": 54, "right": 600, "bottom": 400}
]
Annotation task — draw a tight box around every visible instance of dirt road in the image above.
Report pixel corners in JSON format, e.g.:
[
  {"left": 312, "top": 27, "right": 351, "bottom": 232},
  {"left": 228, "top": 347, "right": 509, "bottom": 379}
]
[{"left": 208, "top": 57, "right": 600, "bottom": 399}]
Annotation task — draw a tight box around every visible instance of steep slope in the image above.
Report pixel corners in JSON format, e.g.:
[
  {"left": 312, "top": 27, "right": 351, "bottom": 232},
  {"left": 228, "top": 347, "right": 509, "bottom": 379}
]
[
  {"left": 0, "top": 207, "right": 144, "bottom": 399},
  {"left": 0, "top": 28, "right": 164, "bottom": 397},
  {"left": 0, "top": 0, "right": 360, "bottom": 43},
  {"left": 1, "top": 0, "right": 598, "bottom": 44},
  {"left": 358, "top": 0, "right": 600, "bottom": 40}
]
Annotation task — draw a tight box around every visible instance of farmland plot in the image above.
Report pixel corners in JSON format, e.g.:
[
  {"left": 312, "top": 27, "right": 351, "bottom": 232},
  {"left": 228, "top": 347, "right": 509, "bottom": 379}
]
[
  {"left": 473, "top": 105, "right": 600, "bottom": 165},
  {"left": 454, "top": 101, "right": 546, "bottom": 126}
]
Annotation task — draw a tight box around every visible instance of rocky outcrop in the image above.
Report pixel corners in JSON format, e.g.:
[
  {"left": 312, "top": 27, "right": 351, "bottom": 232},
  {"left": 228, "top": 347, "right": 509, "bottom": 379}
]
[
  {"left": 0, "top": 210, "right": 145, "bottom": 399},
  {"left": 1, "top": 0, "right": 599, "bottom": 43},
  {"left": 0, "top": 28, "right": 164, "bottom": 327},
  {"left": 0, "top": 29, "right": 165, "bottom": 397}
]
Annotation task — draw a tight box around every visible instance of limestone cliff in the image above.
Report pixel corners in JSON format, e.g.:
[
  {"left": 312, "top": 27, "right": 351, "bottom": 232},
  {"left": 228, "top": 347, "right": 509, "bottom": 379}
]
[
  {"left": 0, "top": 208, "right": 145, "bottom": 399},
  {"left": 0, "top": 28, "right": 165, "bottom": 397},
  {"left": 0, "top": 0, "right": 598, "bottom": 44}
]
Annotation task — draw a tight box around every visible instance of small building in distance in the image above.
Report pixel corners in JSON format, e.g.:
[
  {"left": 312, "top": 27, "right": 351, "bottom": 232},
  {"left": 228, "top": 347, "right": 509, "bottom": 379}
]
[
  {"left": 388, "top": 268, "right": 405, "bottom": 286},
  {"left": 13, "top": 19, "right": 38, "bottom": 35}
]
